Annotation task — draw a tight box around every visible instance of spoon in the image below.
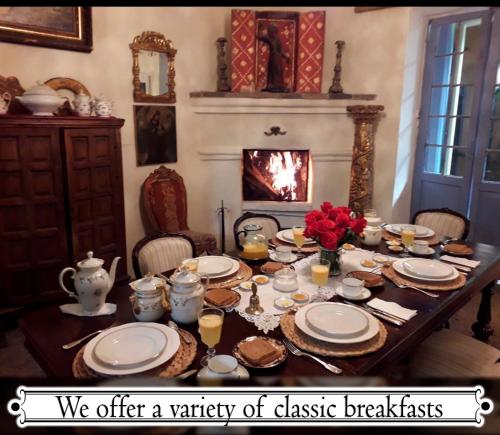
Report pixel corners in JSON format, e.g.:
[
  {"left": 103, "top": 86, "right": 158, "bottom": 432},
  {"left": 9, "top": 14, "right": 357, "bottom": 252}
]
[{"left": 167, "top": 320, "right": 192, "bottom": 344}]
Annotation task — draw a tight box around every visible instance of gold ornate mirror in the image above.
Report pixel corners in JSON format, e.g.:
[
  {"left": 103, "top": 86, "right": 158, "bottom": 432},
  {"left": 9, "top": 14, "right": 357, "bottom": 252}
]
[{"left": 130, "top": 31, "right": 177, "bottom": 103}]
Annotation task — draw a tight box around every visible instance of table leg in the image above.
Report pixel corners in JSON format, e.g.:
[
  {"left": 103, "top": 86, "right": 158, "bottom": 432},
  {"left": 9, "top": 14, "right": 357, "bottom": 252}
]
[{"left": 472, "top": 280, "right": 495, "bottom": 343}]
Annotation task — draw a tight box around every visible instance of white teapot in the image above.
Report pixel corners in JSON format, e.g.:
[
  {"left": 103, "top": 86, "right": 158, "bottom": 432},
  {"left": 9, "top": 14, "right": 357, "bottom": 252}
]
[
  {"left": 59, "top": 251, "right": 121, "bottom": 314},
  {"left": 73, "top": 90, "right": 92, "bottom": 116},
  {"left": 129, "top": 273, "right": 169, "bottom": 322},
  {"left": 168, "top": 266, "right": 208, "bottom": 324},
  {"left": 93, "top": 95, "right": 113, "bottom": 117},
  {"left": 0, "top": 92, "right": 11, "bottom": 114},
  {"left": 360, "top": 226, "right": 383, "bottom": 246}
]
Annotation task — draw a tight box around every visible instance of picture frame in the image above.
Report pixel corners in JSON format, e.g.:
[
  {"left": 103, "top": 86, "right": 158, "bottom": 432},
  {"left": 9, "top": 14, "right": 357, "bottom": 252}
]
[
  {"left": 0, "top": 7, "right": 92, "bottom": 52},
  {"left": 134, "top": 105, "right": 177, "bottom": 166}
]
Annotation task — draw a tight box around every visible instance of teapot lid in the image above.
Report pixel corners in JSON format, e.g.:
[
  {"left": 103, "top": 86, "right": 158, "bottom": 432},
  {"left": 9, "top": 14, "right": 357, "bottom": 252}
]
[
  {"left": 130, "top": 272, "right": 165, "bottom": 292},
  {"left": 170, "top": 266, "right": 200, "bottom": 287},
  {"left": 23, "top": 81, "right": 61, "bottom": 97},
  {"left": 77, "top": 251, "right": 104, "bottom": 269}
]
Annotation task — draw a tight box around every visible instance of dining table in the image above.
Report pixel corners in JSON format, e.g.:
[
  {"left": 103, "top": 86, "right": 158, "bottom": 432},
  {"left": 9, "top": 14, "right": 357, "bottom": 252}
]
[{"left": 19, "top": 239, "right": 500, "bottom": 379}]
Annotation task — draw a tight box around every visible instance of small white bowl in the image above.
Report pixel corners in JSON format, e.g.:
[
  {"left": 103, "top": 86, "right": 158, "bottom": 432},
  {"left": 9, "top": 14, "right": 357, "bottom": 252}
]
[
  {"left": 252, "top": 275, "right": 269, "bottom": 285},
  {"left": 239, "top": 281, "right": 253, "bottom": 291},
  {"left": 274, "top": 296, "right": 294, "bottom": 310},
  {"left": 388, "top": 245, "right": 404, "bottom": 253},
  {"left": 208, "top": 355, "right": 238, "bottom": 374}
]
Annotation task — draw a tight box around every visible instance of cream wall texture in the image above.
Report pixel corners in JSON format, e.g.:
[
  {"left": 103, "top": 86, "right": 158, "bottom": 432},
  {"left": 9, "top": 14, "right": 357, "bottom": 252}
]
[{"left": 0, "top": 6, "right": 420, "bottom": 275}]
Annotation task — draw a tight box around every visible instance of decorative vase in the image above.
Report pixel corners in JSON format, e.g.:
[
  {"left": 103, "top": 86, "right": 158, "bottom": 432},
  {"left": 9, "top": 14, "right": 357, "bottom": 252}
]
[{"left": 320, "top": 247, "right": 341, "bottom": 277}]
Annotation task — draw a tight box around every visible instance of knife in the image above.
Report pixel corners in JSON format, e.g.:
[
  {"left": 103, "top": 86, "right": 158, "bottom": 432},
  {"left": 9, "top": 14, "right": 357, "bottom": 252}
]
[
  {"left": 439, "top": 260, "right": 472, "bottom": 272},
  {"left": 343, "top": 301, "right": 405, "bottom": 327}
]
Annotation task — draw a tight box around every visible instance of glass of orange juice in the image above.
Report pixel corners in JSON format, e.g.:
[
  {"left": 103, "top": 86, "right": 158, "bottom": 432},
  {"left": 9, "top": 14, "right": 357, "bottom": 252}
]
[
  {"left": 292, "top": 226, "right": 306, "bottom": 255},
  {"left": 401, "top": 225, "right": 416, "bottom": 257},
  {"left": 198, "top": 307, "right": 224, "bottom": 366},
  {"left": 310, "top": 258, "right": 331, "bottom": 289}
]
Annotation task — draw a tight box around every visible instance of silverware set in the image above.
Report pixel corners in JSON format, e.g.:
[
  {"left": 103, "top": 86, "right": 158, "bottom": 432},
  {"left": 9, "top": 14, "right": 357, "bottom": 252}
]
[
  {"left": 282, "top": 338, "right": 343, "bottom": 374},
  {"left": 342, "top": 300, "right": 406, "bottom": 327},
  {"left": 62, "top": 320, "right": 120, "bottom": 350}
]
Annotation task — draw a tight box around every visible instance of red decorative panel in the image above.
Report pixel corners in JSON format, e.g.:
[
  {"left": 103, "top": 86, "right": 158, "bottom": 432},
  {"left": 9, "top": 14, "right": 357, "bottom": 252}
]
[
  {"left": 94, "top": 195, "right": 113, "bottom": 218},
  {"left": 95, "top": 135, "right": 112, "bottom": 160},
  {"left": 231, "top": 9, "right": 256, "bottom": 92},
  {"left": 31, "top": 171, "right": 55, "bottom": 196},
  {"left": 75, "top": 199, "right": 92, "bottom": 223},
  {"left": 4, "top": 206, "right": 28, "bottom": 232},
  {"left": 0, "top": 173, "right": 22, "bottom": 198},
  {"left": 33, "top": 204, "right": 58, "bottom": 230},
  {"left": 72, "top": 136, "right": 90, "bottom": 163},
  {"left": 30, "top": 137, "right": 52, "bottom": 162},
  {"left": 74, "top": 169, "right": 91, "bottom": 195},
  {"left": 0, "top": 137, "right": 20, "bottom": 162},
  {"left": 255, "top": 13, "right": 298, "bottom": 92},
  {"left": 93, "top": 167, "right": 112, "bottom": 193},
  {"left": 296, "top": 11, "right": 326, "bottom": 93}
]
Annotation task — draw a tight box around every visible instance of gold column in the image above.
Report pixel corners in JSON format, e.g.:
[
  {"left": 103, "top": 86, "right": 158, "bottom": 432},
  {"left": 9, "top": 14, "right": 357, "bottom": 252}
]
[{"left": 346, "top": 105, "right": 384, "bottom": 214}]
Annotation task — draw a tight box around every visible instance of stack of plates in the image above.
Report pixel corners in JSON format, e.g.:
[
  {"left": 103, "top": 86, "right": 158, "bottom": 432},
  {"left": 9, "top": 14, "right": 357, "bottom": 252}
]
[
  {"left": 196, "top": 256, "right": 240, "bottom": 279},
  {"left": 276, "top": 229, "right": 316, "bottom": 245},
  {"left": 83, "top": 323, "right": 180, "bottom": 375},
  {"left": 385, "top": 224, "right": 435, "bottom": 238},
  {"left": 392, "top": 258, "right": 458, "bottom": 282},
  {"left": 294, "top": 302, "right": 379, "bottom": 344}
]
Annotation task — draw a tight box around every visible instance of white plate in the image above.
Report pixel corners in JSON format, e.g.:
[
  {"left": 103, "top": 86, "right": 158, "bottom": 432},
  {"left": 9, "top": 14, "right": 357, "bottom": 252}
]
[
  {"left": 197, "top": 364, "right": 250, "bottom": 380},
  {"left": 402, "top": 258, "right": 453, "bottom": 279},
  {"left": 295, "top": 302, "right": 379, "bottom": 344},
  {"left": 94, "top": 325, "right": 166, "bottom": 367},
  {"left": 83, "top": 323, "right": 180, "bottom": 376},
  {"left": 205, "top": 257, "right": 240, "bottom": 279},
  {"left": 408, "top": 246, "right": 436, "bottom": 256},
  {"left": 197, "top": 256, "right": 234, "bottom": 276},
  {"left": 269, "top": 251, "right": 298, "bottom": 263},
  {"left": 385, "top": 224, "right": 435, "bottom": 238},
  {"left": 305, "top": 304, "right": 369, "bottom": 338},
  {"left": 276, "top": 229, "right": 316, "bottom": 245},
  {"left": 393, "top": 259, "right": 459, "bottom": 282},
  {"left": 335, "top": 286, "right": 372, "bottom": 301}
]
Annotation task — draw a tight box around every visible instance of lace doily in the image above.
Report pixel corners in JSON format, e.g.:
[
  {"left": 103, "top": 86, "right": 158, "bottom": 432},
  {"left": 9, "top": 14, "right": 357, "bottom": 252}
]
[{"left": 236, "top": 310, "right": 282, "bottom": 334}]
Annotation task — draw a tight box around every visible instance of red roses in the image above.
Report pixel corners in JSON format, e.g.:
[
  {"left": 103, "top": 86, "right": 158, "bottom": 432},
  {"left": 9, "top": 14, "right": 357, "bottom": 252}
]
[{"left": 304, "top": 202, "right": 366, "bottom": 250}]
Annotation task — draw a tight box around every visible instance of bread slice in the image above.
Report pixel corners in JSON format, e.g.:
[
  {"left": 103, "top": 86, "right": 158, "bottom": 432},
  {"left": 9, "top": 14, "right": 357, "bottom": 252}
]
[
  {"left": 238, "top": 338, "right": 280, "bottom": 365},
  {"left": 260, "top": 261, "right": 284, "bottom": 275},
  {"left": 205, "top": 289, "right": 236, "bottom": 306}
]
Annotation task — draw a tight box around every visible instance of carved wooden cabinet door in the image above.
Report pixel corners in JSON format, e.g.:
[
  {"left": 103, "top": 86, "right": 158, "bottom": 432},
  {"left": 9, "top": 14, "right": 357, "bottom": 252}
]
[
  {"left": 63, "top": 128, "right": 127, "bottom": 281},
  {"left": 0, "top": 128, "right": 69, "bottom": 304}
]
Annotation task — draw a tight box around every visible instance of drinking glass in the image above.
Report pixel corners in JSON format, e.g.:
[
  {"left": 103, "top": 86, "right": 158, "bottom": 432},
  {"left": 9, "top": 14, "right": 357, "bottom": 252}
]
[
  {"left": 310, "top": 258, "right": 331, "bottom": 290},
  {"left": 292, "top": 226, "right": 306, "bottom": 255},
  {"left": 198, "top": 307, "right": 224, "bottom": 366},
  {"left": 401, "top": 225, "right": 416, "bottom": 257}
]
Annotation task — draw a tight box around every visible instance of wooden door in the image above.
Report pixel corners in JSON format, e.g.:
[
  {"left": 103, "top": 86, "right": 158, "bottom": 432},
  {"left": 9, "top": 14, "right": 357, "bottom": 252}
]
[
  {"left": 63, "top": 128, "right": 127, "bottom": 280},
  {"left": 0, "top": 128, "right": 69, "bottom": 304}
]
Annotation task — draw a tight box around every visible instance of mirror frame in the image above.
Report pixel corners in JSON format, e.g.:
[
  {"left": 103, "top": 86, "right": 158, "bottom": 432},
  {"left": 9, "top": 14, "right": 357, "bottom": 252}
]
[{"left": 130, "top": 31, "right": 177, "bottom": 103}]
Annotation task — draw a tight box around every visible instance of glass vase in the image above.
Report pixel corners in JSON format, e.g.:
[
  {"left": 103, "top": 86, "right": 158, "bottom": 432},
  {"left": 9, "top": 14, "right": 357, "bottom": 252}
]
[{"left": 319, "top": 247, "right": 341, "bottom": 277}]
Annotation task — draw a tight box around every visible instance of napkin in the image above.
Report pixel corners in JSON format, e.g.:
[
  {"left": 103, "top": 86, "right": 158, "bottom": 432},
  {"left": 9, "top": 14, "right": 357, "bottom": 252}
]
[
  {"left": 367, "top": 298, "right": 417, "bottom": 321},
  {"left": 440, "top": 255, "right": 480, "bottom": 268},
  {"left": 59, "top": 303, "right": 117, "bottom": 317}
]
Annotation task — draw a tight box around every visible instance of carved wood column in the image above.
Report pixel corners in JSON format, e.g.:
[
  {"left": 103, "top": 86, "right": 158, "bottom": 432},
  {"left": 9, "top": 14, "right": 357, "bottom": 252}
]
[{"left": 346, "top": 105, "right": 384, "bottom": 214}]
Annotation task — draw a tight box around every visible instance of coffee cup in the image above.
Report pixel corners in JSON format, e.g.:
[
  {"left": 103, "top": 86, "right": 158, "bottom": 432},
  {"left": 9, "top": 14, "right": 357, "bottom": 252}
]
[
  {"left": 342, "top": 277, "right": 364, "bottom": 297},
  {"left": 413, "top": 240, "right": 429, "bottom": 254},
  {"left": 275, "top": 245, "right": 292, "bottom": 262},
  {"left": 207, "top": 355, "right": 238, "bottom": 376}
]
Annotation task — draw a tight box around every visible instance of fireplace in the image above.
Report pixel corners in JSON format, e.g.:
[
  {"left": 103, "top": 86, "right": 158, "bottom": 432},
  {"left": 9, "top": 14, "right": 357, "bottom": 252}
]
[{"left": 242, "top": 149, "right": 310, "bottom": 202}]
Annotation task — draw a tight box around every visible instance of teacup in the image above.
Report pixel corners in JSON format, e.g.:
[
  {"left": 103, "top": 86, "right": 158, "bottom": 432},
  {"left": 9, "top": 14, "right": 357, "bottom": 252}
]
[
  {"left": 275, "top": 245, "right": 292, "bottom": 262},
  {"left": 207, "top": 355, "right": 239, "bottom": 377},
  {"left": 342, "top": 277, "right": 364, "bottom": 298},
  {"left": 413, "top": 240, "right": 429, "bottom": 254}
]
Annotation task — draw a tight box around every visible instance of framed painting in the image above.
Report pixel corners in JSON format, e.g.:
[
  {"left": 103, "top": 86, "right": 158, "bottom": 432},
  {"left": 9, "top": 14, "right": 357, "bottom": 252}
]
[
  {"left": 0, "top": 7, "right": 92, "bottom": 52},
  {"left": 134, "top": 105, "right": 177, "bottom": 166}
]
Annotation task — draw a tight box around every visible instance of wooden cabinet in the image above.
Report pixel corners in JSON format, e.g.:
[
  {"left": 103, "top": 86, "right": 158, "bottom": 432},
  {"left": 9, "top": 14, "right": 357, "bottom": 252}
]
[{"left": 0, "top": 116, "right": 127, "bottom": 306}]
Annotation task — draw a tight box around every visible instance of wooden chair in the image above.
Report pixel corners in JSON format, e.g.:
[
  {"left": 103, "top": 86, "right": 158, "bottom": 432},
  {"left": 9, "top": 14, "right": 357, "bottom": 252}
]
[
  {"left": 411, "top": 207, "right": 470, "bottom": 240},
  {"left": 408, "top": 329, "right": 500, "bottom": 377},
  {"left": 132, "top": 232, "right": 196, "bottom": 278},
  {"left": 141, "top": 166, "right": 217, "bottom": 256},
  {"left": 233, "top": 211, "right": 281, "bottom": 250}
]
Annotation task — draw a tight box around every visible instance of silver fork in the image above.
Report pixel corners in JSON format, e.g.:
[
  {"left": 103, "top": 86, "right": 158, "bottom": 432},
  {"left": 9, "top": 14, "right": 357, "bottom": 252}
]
[
  {"left": 394, "top": 282, "right": 440, "bottom": 298},
  {"left": 62, "top": 321, "right": 119, "bottom": 350},
  {"left": 283, "top": 338, "right": 342, "bottom": 374}
]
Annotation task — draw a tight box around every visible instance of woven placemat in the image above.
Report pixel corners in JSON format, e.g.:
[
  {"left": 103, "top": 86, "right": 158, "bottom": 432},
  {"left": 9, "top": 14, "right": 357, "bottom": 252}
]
[
  {"left": 382, "top": 265, "right": 466, "bottom": 291},
  {"left": 207, "top": 262, "right": 253, "bottom": 289},
  {"left": 271, "top": 237, "right": 320, "bottom": 253},
  {"left": 73, "top": 329, "right": 197, "bottom": 379},
  {"left": 280, "top": 312, "right": 387, "bottom": 357},
  {"left": 382, "top": 229, "right": 441, "bottom": 246}
]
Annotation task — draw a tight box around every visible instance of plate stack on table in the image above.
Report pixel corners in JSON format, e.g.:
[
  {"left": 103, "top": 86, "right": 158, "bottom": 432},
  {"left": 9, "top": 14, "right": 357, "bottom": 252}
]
[
  {"left": 383, "top": 224, "right": 441, "bottom": 246},
  {"left": 280, "top": 302, "right": 387, "bottom": 357},
  {"left": 382, "top": 258, "right": 466, "bottom": 291},
  {"left": 272, "top": 229, "right": 320, "bottom": 253},
  {"left": 72, "top": 322, "right": 196, "bottom": 379},
  {"left": 199, "top": 256, "right": 253, "bottom": 289}
]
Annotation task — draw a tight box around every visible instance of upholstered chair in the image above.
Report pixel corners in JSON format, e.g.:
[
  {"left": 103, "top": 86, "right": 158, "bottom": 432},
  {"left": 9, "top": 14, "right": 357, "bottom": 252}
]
[
  {"left": 408, "top": 329, "right": 500, "bottom": 377},
  {"left": 412, "top": 208, "right": 470, "bottom": 240},
  {"left": 233, "top": 212, "right": 281, "bottom": 249},
  {"left": 141, "top": 166, "right": 217, "bottom": 256},
  {"left": 132, "top": 233, "right": 196, "bottom": 278}
]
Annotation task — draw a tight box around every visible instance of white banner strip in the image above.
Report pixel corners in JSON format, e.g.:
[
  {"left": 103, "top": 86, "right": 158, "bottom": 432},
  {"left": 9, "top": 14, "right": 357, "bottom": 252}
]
[{"left": 7, "top": 386, "right": 493, "bottom": 428}]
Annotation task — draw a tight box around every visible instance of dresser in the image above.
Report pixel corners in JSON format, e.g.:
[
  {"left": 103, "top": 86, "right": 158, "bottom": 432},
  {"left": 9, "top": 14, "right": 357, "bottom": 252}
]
[{"left": 0, "top": 116, "right": 128, "bottom": 306}]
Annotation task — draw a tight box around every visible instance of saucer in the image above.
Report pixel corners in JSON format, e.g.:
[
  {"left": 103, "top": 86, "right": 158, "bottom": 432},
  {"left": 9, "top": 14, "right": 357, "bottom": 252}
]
[
  {"left": 269, "top": 252, "right": 298, "bottom": 263},
  {"left": 59, "top": 303, "right": 117, "bottom": 317},
  {"left": 335, "top": 286, "right": 371, "bottom": 301},
  {"left": 408, "top": 246, "right": 435, "bottom": 256},
  {"left": 197, "top": 364, "right": 250, "bottom": 380}
]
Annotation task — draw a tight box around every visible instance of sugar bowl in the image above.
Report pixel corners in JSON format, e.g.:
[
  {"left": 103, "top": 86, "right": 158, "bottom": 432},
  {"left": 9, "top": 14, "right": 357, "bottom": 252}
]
[
  {"left": 273, "top": 267, "right": 299, "bottom": 292},
  {"left": 129, "top": 273, "right": 169, "bottom": 322}
]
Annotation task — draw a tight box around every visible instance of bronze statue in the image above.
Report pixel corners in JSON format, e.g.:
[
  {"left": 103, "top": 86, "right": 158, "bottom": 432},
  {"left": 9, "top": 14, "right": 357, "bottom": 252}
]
[{"left": 257, "top": 24, "right": 290, "bottom": 92}]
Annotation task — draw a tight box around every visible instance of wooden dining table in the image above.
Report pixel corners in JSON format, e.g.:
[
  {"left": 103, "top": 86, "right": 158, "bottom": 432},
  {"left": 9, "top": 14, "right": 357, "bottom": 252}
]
[{"left": 19, "top": 240, "right": 500, "bottom": 379}]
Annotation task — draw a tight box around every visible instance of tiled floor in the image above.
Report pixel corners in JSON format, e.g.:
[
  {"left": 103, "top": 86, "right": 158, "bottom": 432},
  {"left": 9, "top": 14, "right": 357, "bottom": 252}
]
[{"left": 0, "top": 286, "right": 498, "bottom": 378}]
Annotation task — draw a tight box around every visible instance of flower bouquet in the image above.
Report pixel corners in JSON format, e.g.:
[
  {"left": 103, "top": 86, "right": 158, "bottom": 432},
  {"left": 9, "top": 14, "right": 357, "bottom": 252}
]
[{"left": 304, "top": 201, "right": 367, "bottom": 275}]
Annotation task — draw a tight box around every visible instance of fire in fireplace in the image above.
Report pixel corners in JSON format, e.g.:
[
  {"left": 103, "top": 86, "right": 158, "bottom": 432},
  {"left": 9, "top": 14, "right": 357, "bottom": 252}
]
[{"left": 242, "top": 149, "right": 310, "bottom": 202}]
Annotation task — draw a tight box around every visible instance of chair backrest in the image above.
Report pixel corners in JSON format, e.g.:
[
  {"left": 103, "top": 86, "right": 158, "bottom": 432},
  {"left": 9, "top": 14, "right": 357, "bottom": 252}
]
[
  {"left": 412, "top": 208, "right": 470, "bottom": 240},
  {"left": 141, "top": 166, "right": 189, "bottom": 233},
  {"left": 233, "top": 212, "right": 281, "bottom": 249},
  {"left": 132, "top": 233, "right": 195, "bottom": 278}
]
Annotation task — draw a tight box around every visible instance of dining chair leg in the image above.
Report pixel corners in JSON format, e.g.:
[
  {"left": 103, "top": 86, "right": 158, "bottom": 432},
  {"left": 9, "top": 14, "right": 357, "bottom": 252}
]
[{"left": 472, "top": 280, "right": 495, "bottom": 343}]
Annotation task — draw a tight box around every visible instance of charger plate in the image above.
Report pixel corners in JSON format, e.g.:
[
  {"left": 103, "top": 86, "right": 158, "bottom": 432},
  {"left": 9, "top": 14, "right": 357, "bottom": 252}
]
[
  {"left": 280, "top": 312, "right": 387, "bottom": 357},
  {"left": 382, "top": 265, "right": 466, "bottom": 291},
  {"left": 206, "top": 262, "right": 253, "bottom": 289},
  {"left": 73, "top": 329, "right": 196, "bottom": 379}
]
